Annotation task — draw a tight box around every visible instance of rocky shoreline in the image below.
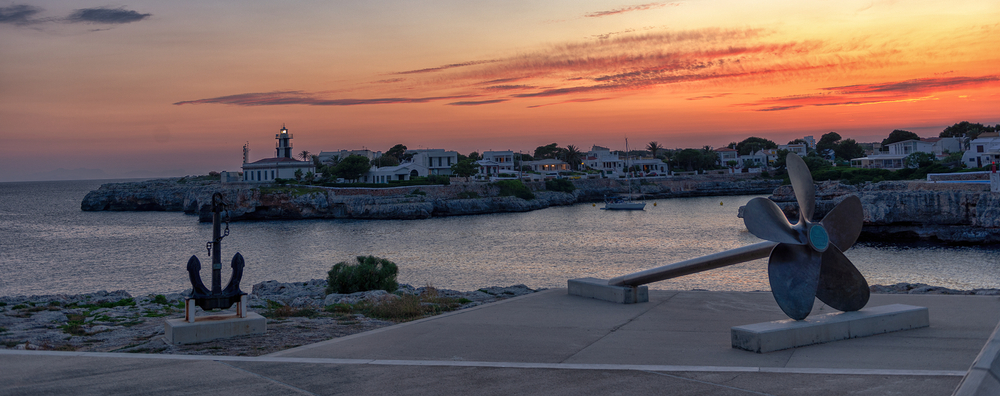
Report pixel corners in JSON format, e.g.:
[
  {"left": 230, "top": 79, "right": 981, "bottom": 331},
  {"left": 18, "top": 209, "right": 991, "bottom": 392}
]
[
  {"left": 80, "top": 176, "right": 781, "bottom": 222},
  {"left": 745, "top": 180, "right": 1000, "bottom": 244},
  {"left": 2, "top": 281, "right": 995, "bottom": 356}
]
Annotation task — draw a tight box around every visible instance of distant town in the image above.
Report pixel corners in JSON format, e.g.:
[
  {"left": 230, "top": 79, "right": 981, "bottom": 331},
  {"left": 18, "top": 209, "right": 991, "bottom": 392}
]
[{"left": 229, "top": 122, "right": 1000, "bottom": 186}]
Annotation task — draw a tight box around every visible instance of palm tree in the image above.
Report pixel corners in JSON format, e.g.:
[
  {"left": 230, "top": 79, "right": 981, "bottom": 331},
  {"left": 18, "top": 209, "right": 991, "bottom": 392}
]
[
  {"left": 299, "top": 150, "right": 311, "bottom": 162},
  {"left": 647, "top": 141, "right": 662, "bottom": 158},
  {"left": 563, "top": 145, "right": 583, "bottom": 170}
]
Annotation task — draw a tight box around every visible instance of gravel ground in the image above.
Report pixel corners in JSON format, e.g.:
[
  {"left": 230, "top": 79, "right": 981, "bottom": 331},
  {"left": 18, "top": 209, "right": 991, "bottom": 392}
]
[{"left": 0, "top": 281, "right": 538, "bottom": 356}]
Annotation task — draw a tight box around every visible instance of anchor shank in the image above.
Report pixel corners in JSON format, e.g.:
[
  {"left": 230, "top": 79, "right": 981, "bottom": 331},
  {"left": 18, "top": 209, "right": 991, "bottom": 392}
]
[
  {"left": 211, "top": 195, "right": 223, "bottom": 294},
  {"left": 608, "top": 241, "right": 777, "bottom": 287}
]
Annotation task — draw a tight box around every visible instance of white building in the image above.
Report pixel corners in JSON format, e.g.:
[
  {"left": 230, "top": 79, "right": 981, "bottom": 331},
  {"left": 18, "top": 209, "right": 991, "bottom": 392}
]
[
  {"left": 363, "top": 163, "right": 429, "bottom": 184},
  {"left": 777, "top": 143, "right": 808, "bottom": 157},
  {"left": 408, "top": 149, "right": 459, "bottom": 175},
  {"left": 851, "top": 137, "right": 964, "bottom": 170},
  {"left": 962, "top": 133, "right": 1000, "bottom": 168},
  {"left": 523, "top": 159, "right": 570, "bottom": 174},
  {"left": 242, "top": 125, "right": 316, "bottom": 182},
  {"left": 584, "top": 146, "right": 625, "bottom": 176},
  {"left": 476, "top": 150, "right": 516, "bottom": 179},
  {"left": 715, "top": 147, "right": 738, "bottom": 166}
]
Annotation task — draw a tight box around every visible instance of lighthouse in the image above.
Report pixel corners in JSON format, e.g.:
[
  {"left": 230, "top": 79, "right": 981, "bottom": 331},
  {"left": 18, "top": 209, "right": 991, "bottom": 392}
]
[{"left": 276, "top": 124, "right": 293, "bottom": 159}]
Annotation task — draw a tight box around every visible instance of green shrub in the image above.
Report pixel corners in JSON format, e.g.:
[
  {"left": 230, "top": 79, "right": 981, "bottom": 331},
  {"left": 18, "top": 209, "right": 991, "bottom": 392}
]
[
  {"left": 545, "top": 178, "right": 576, "bottom": 193},
  {"left": 152, "top": 295, "right": 169, "bottom": 305},
  {"left": 494, "top": 180, "right": 535, "bottom": 200},
  {"left": 326, "top": 256, "right": 399, "bottom": 294},
  {"left": 457, "top": 191, "right": 479, "bottom": 199}
]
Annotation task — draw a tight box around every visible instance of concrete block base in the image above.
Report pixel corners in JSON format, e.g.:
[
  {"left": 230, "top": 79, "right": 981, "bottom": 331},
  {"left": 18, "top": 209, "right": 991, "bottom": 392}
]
[
  {"left": 732, "top": 304, "right": 929, "bottom": 353},
  {"left": 165, "top": 312, "right": 266, "bottom": 344},
  {"left": 568, "top": 277, "right": 648, "bottom": 304}
]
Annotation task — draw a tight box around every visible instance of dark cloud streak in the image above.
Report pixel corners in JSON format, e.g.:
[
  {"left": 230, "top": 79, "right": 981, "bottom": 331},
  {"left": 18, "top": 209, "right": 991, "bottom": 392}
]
[
  {"left": 67, "top": 7, "right": 150, "bottom": 24},
  {"left": 174, "top": 91, "right": 479, "bottom": 107},
  {"left": 0, "top": 4, "right": 43, "bottom": 25},
  {"left": 584, "top": 2, "right": 675, "bottom": 18}
]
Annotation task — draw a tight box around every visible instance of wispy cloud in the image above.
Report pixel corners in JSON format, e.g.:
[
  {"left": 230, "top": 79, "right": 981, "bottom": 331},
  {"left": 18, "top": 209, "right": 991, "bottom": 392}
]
[
  {"left": 741, "top": 75, "right": 1000, "bottom": 111},
  {"left": 173, "top": 91, "right": 478, "bottom": 106},
  {"left": 175, "top": 27, "right": 938, "bottom": 109},
  {"left": 67, "top": 7, "right": 150, "bottom": 24},
  {"left": 584, "top": 2, "right": 678, "bottom": 18},
  {"left": 0, "top": 4, "right": 42, "bottom": 25},
  {"left": 394, "top": 60, "right": 498, "bottom": 75},
  {"left": 687, "top": 93, "right": 732, "bottom": 100},
  {"left": 447, "top": 99, "right": 508, "bottom": 106},
  {"left": 527, "top": 97, "right": 614, "bottom": 108}
]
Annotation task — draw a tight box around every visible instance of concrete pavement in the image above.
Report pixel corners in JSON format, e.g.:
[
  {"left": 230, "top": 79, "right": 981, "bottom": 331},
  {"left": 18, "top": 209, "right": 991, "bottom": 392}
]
[{"left": 2, "top": 289, "right": 998, "bottom": 395}]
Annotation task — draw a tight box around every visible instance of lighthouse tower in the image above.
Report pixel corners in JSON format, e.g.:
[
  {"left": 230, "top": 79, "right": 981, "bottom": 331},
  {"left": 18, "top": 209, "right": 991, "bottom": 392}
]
[{"left": 275, "top": 124, "right": 293, "bottom": 159}]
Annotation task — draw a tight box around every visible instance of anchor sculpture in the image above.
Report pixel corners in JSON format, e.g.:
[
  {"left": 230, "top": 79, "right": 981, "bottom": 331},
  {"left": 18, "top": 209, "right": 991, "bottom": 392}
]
[
  {"left": 608, "top": 153, "right": 868, "bottom": 320},
  {"left": 184, "top": 192, "right": 247, "bottom": 321}
]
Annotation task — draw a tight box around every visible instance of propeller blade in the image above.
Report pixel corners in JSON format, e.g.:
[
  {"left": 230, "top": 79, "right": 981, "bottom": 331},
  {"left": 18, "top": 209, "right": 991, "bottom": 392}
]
[
  {"left": 821, "top": 195, "right": 864, "bottom": 252},
  {"left": 743, "top": 197, "right": 804, "bottom": 244},
  {"left": 768, "top": 243, "right": 822, "bottom": 320},
  {"left": 785, "top": 153, "right": 816, "bottom": 223},
  {"left": 815, "top": 246, "right": 870, "bottom": 312}
]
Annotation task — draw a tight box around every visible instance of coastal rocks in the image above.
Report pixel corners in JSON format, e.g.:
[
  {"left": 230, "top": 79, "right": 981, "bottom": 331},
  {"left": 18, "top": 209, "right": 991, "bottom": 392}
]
[
  {"left": 869, "top": 283, "right": 1000, "bottom": 295},
  {"left": 81, "top": 176, "right": 782, "bottom": 221},
  {"left": 759, "top": 180, "right": 1000, "bottom": 243}
]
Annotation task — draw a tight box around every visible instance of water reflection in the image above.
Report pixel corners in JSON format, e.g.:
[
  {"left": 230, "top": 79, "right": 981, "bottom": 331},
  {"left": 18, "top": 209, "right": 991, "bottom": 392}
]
[{"left": 1, "top": 180, "right": 997, "bottom": 296}]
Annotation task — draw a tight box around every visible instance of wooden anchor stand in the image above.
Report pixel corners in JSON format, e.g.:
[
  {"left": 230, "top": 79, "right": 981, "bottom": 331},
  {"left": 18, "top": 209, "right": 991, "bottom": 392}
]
[{"left": 164, "top": 193, "right": 265, "bottom": 344}]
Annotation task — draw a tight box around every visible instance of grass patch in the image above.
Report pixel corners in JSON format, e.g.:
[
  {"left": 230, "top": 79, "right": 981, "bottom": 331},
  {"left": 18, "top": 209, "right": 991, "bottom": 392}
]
[
  {"left": 261, "top": 301, "right": 321, "bottom": 319},
  {"left": 142, "top": 312, "right": 168, "bottom": 317},
  {"left": 11, "top": 304, "right": 27, "bottom": 310},
  {"left": 51, "top": 345, "right": 77, "bottom": 352},
  {"left": 494, "top": 179, "right": 535, "bottom": 200},
  {"left": 3, "top": 341, "right": 22, "bottom": 348},
  {"left": 360, "top": 287, "right": 464, "bottom": 322},
  {"left": 456, "top": 191, "right": 479, "bottom": 199},
  {"left": 0, "top": 327, "right": 6, "bottom": 333},
  {"left": 60, "top": 314, "right": 88, "bottom": 336}
]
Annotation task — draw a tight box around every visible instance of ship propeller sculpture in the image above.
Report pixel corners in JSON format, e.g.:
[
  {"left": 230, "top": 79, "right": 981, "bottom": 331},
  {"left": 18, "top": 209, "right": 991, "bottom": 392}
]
[{"left": 608, "top": 153, "right": 869, "bottom": 320}]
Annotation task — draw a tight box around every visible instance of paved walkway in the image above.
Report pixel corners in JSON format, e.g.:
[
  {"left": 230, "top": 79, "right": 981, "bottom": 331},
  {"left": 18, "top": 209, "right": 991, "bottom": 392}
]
[{"left": 2, "top": 289, "right": 998, "bottom": 395}]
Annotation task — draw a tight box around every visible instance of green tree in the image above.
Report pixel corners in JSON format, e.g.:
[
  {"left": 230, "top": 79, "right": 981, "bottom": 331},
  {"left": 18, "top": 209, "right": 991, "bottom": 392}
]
[
  {"left": 646, "top": 141, "right": 662, "bottom": 158},
  {"left": 304, "top": 171, "right": 315, "bottom": 182},
  {"left": 816, "top": 132, "right": 842, "bottom": 154},
  {"left": 734, "top": 137, "right": 777, "bottom": 156},
  {"left": 294, "top": 169, "right": 303, "bottom": 181},
  {"left": 451, "top": 158, "right": 479, "bottom": 177},
  {"left": 533, "top": 143, "right": 562, "bottom": 159},
  {"left": 333, "top": 155, "right": 372, "bottom": 181},
  {"left": 834, "top": 139, "right": 865, "bottom": 161},
  {"left": 371, "top": 155, "right": 400, "bottom": 168},
  {"left": 563, "top": 145, "right": 583, "bottom": 170},
  {"left": 386, "top": 144, "right": 408, "bottom": 161},
  {"left": 299, "top": 150, "right": 311, "bottom": 162},
  {"left": 467, "top": 151, "right": 481, "bottom": 161},
  {"left": 904, "top": 152, "right": 936, "bottom": 168},
  {"left": 940, "top": 121, "right": 996, "bottom": 140},
  {"left": 881, "top": 129, "right": 921, "bottom": 146}
]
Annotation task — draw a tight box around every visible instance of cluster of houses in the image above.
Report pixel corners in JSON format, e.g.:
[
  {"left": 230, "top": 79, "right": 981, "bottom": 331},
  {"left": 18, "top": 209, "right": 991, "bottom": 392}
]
[
  {"left": 235, "top": 126, "right": 668, "bottom": 183},
  {"left": 231, "top": 126, "right": 999, "bottom": 184}
]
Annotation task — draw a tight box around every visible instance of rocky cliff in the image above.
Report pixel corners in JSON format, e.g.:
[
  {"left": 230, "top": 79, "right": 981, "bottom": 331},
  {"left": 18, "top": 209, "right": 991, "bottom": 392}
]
[
  {"left": 81, "top": 176, "right": 780, "bottom": 221},
  {"left": 757, "top": 180, "right": 1000, "bottom": 244}
]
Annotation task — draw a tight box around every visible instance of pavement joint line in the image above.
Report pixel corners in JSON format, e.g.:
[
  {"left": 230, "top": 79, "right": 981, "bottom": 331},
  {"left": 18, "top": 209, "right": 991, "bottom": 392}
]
[
  {"left": 265, "top": 288, "right": 563, "bottom": 358},
  {"left": 217, "top": 360, "right": 320, "bottom": 396},
  {"left": 559, "top": 291, "right": 676, "bottom": 364},
  {"left": 643, "top": 370, "right": 776, "bottom": 396},
  {"left": 0, "top": 350, "right": 968, "bottom": 376}
]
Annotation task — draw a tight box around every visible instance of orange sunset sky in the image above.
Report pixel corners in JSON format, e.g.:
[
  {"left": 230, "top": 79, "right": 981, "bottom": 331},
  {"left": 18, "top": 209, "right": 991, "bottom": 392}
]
[{"left": 1, "top": 0, "right": 998, "bottom": 181}]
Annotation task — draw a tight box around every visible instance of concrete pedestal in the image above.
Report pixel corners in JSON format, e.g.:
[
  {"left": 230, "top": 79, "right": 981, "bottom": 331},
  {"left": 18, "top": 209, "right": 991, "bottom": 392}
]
[
  {"left": 731, "top": 304, "right": 929, "bottom": 353},
  {"left": 164, "top": 312, "right": 266, "bottom": 345},
  {"left": 567, "top": 277, "right": 648, "bottom": 304}
]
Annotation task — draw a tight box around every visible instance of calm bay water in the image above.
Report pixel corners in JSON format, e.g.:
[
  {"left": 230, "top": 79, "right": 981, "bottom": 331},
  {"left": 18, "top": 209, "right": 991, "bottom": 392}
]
[{"left": 1, "top": 180, "right": 998, "bottom": 297}]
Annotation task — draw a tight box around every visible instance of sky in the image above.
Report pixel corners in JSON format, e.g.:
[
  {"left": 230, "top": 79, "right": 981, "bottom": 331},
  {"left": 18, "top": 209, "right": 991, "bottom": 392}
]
[{"left": 1, "top": 0, "right": 998, "bottom": 181}]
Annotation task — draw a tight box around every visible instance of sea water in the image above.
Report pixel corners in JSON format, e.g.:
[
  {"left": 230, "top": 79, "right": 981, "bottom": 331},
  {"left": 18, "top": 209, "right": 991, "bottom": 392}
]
[{"left": 1, "top": 180, "right": 997, "bottom": 297}]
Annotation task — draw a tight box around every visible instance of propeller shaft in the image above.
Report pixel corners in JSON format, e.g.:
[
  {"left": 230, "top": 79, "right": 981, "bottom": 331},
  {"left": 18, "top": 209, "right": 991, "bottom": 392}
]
[{"left": 609, "top": 241, "right": 777, "bottom": 287}]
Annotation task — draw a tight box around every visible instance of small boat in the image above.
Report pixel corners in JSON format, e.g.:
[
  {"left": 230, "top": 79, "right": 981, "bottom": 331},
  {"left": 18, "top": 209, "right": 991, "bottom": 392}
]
[
  {"left": 602, "top": 195, "right": 646, "bottom": 210},
  {"left": 602, "top": 138, "right": 646, "bottom": 210}
]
